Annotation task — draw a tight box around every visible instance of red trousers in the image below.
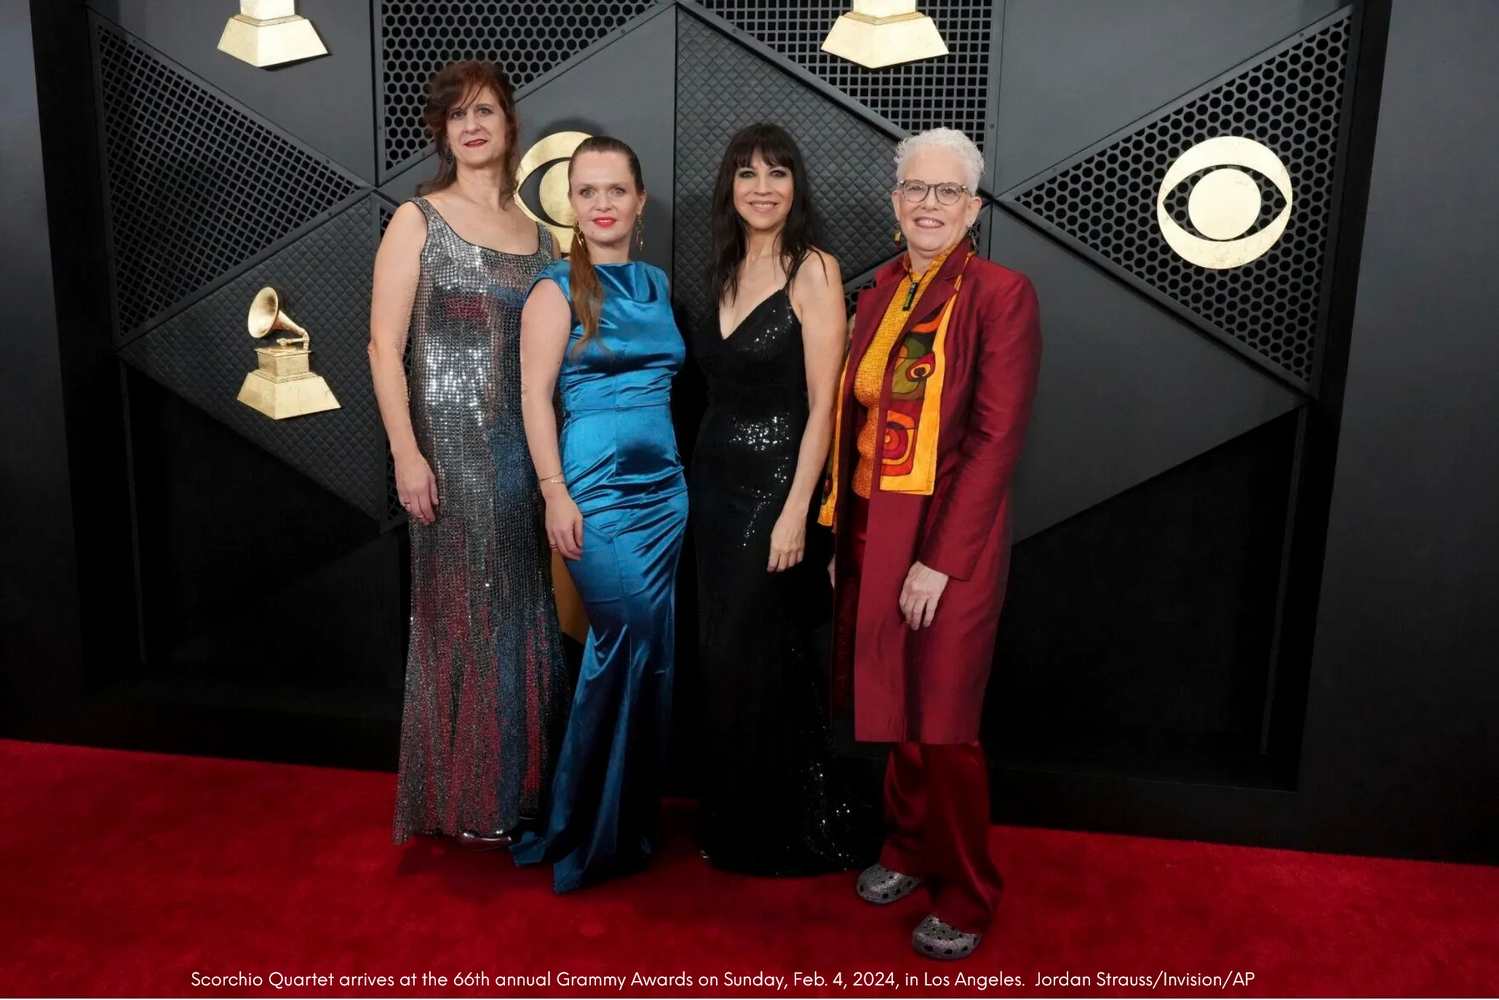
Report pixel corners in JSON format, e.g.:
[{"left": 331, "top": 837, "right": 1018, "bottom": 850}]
[
  {"left": 880, "top": 742, "right": 1004, "bottom": 932},
  {"left": 849, "top": 498, "right": 1005, "bottom": 933}
]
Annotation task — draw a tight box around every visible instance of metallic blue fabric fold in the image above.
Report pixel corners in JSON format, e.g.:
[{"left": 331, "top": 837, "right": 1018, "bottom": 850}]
[{"left": 511, "top": 259, "right": 687, "bottom": 893}]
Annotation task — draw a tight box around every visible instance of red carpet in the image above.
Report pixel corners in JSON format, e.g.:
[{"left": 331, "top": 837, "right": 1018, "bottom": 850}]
[{"left": 0, "top": 740, "right": 1493, "bottom": 997}]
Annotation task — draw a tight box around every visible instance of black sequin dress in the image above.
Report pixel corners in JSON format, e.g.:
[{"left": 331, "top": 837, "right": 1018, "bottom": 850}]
[
  {"left": 392, "top": 199, "right": 572, "bottom": 844},
  {"left": 690, "top": 284, "right": 881, "bottom": 876}
]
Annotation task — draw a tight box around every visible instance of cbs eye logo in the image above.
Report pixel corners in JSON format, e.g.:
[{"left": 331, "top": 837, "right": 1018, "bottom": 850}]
[
  {"left": 516, "top": 130, "right": 593, "bottom": 253},
  {"left": 1156, "top": 137, "right": 1292, "bottom": 269}
]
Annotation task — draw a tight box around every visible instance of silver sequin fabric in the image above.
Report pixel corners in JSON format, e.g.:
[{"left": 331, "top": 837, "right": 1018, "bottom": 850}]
[{"left": 392, "top": 198, "right": 571, "bottom": 844}]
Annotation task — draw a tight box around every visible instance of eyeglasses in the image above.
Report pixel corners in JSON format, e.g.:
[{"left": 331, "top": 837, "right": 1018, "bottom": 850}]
[{"left": 893, "top": 180, "right": 971, "bottom": 206}]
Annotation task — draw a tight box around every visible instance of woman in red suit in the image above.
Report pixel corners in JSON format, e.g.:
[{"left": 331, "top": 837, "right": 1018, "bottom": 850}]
[{"left": 819, "top": 127, "right": 1041, "bottom": 960}]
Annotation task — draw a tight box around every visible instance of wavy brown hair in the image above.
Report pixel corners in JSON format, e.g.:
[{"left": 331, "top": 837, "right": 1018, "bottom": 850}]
[
  {"left": 567, "top": 136, "right": 646, "bottom": 355},
  {"left": 416, "top": 61, "right": 520, "bottom": 198}
]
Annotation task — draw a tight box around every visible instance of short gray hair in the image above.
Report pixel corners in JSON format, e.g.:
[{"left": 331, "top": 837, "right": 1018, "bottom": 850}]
[{"left": 894, "top": 128, "right": 984, "bottom": 191}]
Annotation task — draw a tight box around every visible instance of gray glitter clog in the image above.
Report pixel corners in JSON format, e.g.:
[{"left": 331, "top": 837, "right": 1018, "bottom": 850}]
[
  {"left": 911, "top": 914, "right": 981, "bottom": 960},
  {"left": 856, "top": 863, "right": 924, "bottom": 904}
]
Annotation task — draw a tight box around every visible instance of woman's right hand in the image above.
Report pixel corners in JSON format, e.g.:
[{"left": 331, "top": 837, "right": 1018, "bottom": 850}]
[
  {"left": 395, "top": 451, "right": 439, "bottom": 525},
  {"left": 545, "top": 490, "right": 585, "bottom": 560}
]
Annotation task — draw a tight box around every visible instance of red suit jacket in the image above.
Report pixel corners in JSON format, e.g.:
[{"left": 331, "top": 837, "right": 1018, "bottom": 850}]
[{"left": 829, "top": 240, "right": 1041, "bottom": 743}]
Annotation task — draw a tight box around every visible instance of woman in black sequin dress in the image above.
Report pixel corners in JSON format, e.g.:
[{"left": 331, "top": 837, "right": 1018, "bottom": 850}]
[{"left": 691, "top": 124, "right": 880, "bottom": 875}]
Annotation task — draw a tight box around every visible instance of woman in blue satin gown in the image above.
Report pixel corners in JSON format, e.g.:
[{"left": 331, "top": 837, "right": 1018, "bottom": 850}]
[{"left": 512, "top": 136, "right": 688, "bottom": 893}]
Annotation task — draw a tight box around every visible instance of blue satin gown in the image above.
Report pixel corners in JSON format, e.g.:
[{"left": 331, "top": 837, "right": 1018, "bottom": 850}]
[{"left": 511, "top": 259, "right": 688, "bottom": 892}]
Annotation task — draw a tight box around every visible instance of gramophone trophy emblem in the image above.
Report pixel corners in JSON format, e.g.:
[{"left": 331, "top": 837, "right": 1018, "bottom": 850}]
[
  {"left": 218, "top": 1, "right": 328, "bottom": 68},
  {"left": 235, "top": 287, "right": 340, "bottom": 419}
]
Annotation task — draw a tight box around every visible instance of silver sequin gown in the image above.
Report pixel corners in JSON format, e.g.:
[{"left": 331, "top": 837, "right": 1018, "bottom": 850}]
[{"left": 392, "top": 198, "right": 571, "bottom": 844}]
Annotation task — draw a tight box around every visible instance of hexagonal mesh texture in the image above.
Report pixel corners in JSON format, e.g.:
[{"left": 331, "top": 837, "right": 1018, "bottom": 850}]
[
  {"left": 378, "top": 1, "right": 655, "bottom": 176},
  {"left": 1007, "top": 13, "right": 1352, "bottom": 383},
  {"left": 674, "top": 14, "right": 897, "bottom": 322},
  {"left": 698, "top": 0, "right": 993, "bottom": 151},
  {"left": 120, "top": 198, "right": 388, "bottom": 521},
  {"left": 95, "top": 21, "right": 362, "bottom": 337}
]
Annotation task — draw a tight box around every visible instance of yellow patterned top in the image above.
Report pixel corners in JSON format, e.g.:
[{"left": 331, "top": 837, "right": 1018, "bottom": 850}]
[{"left": 851, "top": 244, "right": 958, "bottom": 498}]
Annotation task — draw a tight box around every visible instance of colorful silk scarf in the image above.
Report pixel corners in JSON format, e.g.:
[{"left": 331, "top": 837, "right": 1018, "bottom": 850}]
[{"left": 820, "top": 251, "right": 974, "bottom": 527}]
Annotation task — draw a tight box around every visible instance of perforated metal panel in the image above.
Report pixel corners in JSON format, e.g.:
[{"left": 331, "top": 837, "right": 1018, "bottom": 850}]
[
  {"left": 120, "top": 198, "right": 388, "bottom": 520},
  {"left": 698, "top": 0, "right": 993, "bottom": 151},
  {"left": 675, "top": 14, "right": 898, "bottom": 321},
  {"left": 1004, "top": 11, "right": 1353, "bottom": 384},
  {"left": 94, "top": 20, "right": 363, "bottom": 337},
  {"left": 378, "top": 1, "right": 655, "bottom": 177},
  {"left": 842, "top": 262, "right": 893, "bottom": 319}
]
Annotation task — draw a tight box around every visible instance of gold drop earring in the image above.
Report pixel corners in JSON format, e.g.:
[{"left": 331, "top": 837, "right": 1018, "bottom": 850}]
[
  {"left": 893, "top": 226, "right": 904, "bottom": 245},
  {"left": 634, "top": 216, "right": 645, "bottom": 252}
]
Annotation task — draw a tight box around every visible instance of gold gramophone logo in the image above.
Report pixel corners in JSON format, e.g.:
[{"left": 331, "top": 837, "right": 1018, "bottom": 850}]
[
  {"left": 236, "top": 287, "right": 340, "bottom": 419},
  {"left": 1157, "top": 137, "right": 1293, "bottom": 269},
  {"left": 516, "top": 131, "right": 592, "bottom": 253}
]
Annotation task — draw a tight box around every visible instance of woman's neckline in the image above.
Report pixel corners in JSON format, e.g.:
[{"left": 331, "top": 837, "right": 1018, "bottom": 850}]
[
  {"left": 717, "top": 285, "right": 789, "bottom": 341},
  {"left": 421, "top": 197, "right": 541, "bottom": 257}
]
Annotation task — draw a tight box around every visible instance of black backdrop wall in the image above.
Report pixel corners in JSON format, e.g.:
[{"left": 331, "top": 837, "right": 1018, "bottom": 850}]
[
  {"left": 0, "top": 0, "right": 85, "bottom": 725},
  {"left": 5, "top": 0, "right": 1495, "bottom": 864},
  {"left": 1293, "top": 0, "right": 1499, "bottom": 860}
]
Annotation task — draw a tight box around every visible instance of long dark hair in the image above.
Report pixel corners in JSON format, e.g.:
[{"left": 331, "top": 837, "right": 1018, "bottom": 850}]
[
  {"left": 707, "top": 123, "right": 824, "bottom": 309},
  {"left": 416, "top": 61, "right": 521, "bottom": 198},
  {"left": 567, "top": 136, "right": 646, "bottom": 355}
]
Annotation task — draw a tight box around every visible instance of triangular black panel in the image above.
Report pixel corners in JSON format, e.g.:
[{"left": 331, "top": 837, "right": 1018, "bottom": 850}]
[
  {"left": 695, "top": 0, "right": 994, "bottom": 151},
  {"left": 85, "top": 0, "right": 378, "bottom": 183},
  {"left": 120, "top": 199, "right": 387, "bottom": 521},
  {"left": 990, "top": 210, "right": 1302, "bottom": 541},
  {"left": 993, "top": 0, "right": 1348, "bottom": 189},
  {"left": 1002, "top": 10, "right": 1354, "bottom": 386},
  {"left": 674, "top": 12, "right": 899, "bottom": 321},
  {"left": 93, "top": 19, "right": 365, "bottom": 338},
  {"left": 377, "top": 0, "right": 655, "bottom": 179}
]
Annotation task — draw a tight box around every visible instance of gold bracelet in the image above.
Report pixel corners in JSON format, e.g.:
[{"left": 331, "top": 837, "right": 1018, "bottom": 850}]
[{"left": 539, "top": 472, "right": 566, "bottom": 485}]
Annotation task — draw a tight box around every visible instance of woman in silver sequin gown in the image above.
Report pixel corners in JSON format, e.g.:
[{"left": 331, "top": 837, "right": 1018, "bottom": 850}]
[{"left": 369, "top": 62, "right": 570, "bottom": 846}]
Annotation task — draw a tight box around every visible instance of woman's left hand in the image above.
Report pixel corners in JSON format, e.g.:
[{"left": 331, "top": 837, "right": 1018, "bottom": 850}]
[
  {"left": 768, "top": 512, "right": 806, "bottom": 572},
  {"left": 899, "top": 561, "right": 949, "bottom": 629}
]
